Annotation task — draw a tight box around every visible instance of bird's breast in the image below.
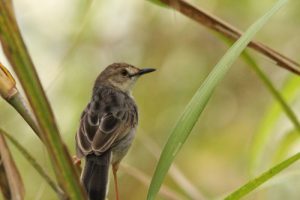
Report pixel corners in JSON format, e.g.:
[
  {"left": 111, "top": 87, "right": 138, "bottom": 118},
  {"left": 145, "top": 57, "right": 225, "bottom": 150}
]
[{"left": 111, "top": 127, "right": 136, "bottom": 164}]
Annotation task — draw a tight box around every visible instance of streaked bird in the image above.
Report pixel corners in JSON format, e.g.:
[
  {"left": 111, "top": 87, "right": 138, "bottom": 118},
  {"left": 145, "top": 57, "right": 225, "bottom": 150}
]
[{"left": 75, "top": 63, "right": 155, "bottom": 200}]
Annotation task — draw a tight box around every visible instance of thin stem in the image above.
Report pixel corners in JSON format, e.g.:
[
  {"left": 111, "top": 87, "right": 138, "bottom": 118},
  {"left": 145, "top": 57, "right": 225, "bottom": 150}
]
[
  {"left": 243, "top": 52, "right": 300, "bottom": 131},
  {"left": 121, "top": 163, "right": 184, "bottom": 200},
  {"left": 0, "top": 128, "right": 63, "bottom": 197},
  {"left": 0, "top": 134, "right": 24, "bottom": 200},
  {"left": 0, "top": 1, "right": 86, "bottom": 199},
  {"left": 225, "top": 152, "right": 300, "bottom": 199},
  {"left": 7, "top": 92, "right": 41, "bottom": 138},
  {"left": 157, "top": 0, "right": 300, "bottom": 75},
  {"left": 0, "top": 156, "right": 11, "bottom": 199},
  {"left": 220, "top": 36, "right": 300, "bottom": 134}
]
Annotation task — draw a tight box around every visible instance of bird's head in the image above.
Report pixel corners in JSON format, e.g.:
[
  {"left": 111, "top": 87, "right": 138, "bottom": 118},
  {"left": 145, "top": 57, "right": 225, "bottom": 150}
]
[{"left": 95, "top": 63, "right": 155, "bottom": 92}]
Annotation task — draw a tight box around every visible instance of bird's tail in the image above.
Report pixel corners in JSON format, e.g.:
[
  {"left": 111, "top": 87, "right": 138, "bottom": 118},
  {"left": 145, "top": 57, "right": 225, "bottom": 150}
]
[{"left": 81, "top": 151, "right": 111, "bottom": 200}]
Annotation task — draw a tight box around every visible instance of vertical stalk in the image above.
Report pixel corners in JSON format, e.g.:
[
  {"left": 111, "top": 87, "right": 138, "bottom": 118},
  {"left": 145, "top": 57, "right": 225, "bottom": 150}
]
[
  {"left": 0, "top": 1, "right": 86, "bottom": 199},
  {"left": 0, "top": 134, "right": 24, "bottom": 200}
]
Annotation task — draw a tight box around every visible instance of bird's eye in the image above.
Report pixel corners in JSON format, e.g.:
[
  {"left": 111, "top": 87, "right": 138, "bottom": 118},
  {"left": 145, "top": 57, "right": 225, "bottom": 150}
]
[{"left": 121, "top": 69, "right": 128, "bottom": 77}]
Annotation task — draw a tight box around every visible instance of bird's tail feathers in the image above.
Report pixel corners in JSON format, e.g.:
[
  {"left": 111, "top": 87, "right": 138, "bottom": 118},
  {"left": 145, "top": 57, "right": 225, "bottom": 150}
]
[{"left": 81, "top": 151, "right": 111, "bottom": 200}]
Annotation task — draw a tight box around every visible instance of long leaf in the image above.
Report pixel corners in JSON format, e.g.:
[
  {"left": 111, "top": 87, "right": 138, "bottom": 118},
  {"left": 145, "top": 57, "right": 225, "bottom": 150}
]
[
  {"left": 224, "top": 151, "right": 300, "bottom": 199},
  {"left": 250, "top": 75, "right": 300, "bottom": 173},
  {"left": 140, "top": 135, "right": 205, "bottom": 200},
  {"left": 147, "top": 1, "right": 288, "bottom": 199},
  {"left": 121, "top": 163, "right": 184, "bottom": 200},
  {"left": 148, "top": 0, "right": 300, "bottom": 76},
  {"left": 272, "top": 129, "right": 299, "bottom": 163},
  {"left": 0, "top": 134, "right": 24, "bottom": 200},
  {"left": 0, "top": 1, "right": 85, "bottom": 199},
  {"left": 0, "top": 157, "right": 11, "bottom": 199},
  {"left": 146, "top": 0, "right": 166, "bottom": 7},
  {"left": 243, "top": 52, "right": 300, "bottom": 131},
  {"left": 219, "top": 36, "right": 300, "bottom": 142},
  {"left": 241, "top": 51, "right": 300, "bottom": 173},
  {"left": 212, "top": 24, "right": 300, "bottom": 200},
  {"left": 0, "top": 128, "right": 63, "bottom": 196}
]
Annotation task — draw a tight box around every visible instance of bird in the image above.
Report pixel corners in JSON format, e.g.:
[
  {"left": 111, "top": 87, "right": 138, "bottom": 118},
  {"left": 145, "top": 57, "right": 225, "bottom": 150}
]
[{"left": 75, "top": 63, "right": 155, "bottom": 200}]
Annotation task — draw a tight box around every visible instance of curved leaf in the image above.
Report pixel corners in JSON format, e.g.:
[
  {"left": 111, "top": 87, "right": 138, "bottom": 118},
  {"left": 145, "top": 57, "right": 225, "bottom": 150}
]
[{"left": 147, "top": 0, "right": 288, "bottom": 199}]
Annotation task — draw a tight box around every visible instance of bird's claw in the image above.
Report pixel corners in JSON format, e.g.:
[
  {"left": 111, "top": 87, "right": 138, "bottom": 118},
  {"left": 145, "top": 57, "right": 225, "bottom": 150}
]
[{"left": 72, "top": 155, "right": 81, "bottom": 166}]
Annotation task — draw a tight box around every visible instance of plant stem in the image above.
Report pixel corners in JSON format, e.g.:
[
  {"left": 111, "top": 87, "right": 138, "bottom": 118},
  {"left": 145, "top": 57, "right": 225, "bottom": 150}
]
[
  {"left": 0, "top": 128, "right": 63, "bottom": 197},
  {"left": 225, "top": 152, "right": 300, "bottom": 199},
  {"left": 0, "top": 134, "right": 24, "bottom": 200},
  {"left": 154, "top": 0, "right": 300, "bottom": 75},
  {"left": 0, "top": 1, "right": 86, "bottom": 199},
  {"left": 0, "top": 157, "right": 11, "bottom": 199},
  {"left": 8, "top": 92, "right": 41, "bottom": 138}
]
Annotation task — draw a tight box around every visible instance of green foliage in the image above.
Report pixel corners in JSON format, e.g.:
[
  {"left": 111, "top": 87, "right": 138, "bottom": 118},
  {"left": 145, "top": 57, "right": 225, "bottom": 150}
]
[
  {"left": 0, "top": 1, "right": 85, "bottom": 199},
  {"left": 225, "top": 151, "right": 300, "bottom": 199},
  {"left": 146, "top": 0, "right": 166, "bottom": 7},
  {"left": 272, "top": 129, "right": 300, "bottom": 163},
  {"left": 147, "top": 1, "right": 288, "bottom": 199},
  {"left": 250, "top": 75, "right": 300, "bottom": 173},
  {"left": 242, "top": 53, "right": 300, "bottom": 132},
  {"left": 1, "top": 0, "right": 299, "bottom": 199},
  {"left": 0, "top": 129, "right": 62, "bottom": 196},
  {"left": 241, "top": 51, "right": 300, "bottom": 174}
]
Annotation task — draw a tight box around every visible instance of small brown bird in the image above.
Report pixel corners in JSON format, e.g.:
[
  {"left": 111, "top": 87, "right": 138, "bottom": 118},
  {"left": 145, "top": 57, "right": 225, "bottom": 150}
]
[{"left": 75, "top": 63, "right": 155, "bottom": 200}]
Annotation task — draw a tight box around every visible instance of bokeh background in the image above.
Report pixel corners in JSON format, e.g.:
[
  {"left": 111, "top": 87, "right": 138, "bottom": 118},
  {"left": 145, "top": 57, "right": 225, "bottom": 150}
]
[{"left": 1, "top": 0, "right": 300, "bottom": 199}]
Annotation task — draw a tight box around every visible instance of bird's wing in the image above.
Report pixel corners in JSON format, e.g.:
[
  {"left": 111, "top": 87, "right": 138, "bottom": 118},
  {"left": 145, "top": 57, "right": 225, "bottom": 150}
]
[{"left": 76, "top": 86, "right": 137, "bottom": 157}]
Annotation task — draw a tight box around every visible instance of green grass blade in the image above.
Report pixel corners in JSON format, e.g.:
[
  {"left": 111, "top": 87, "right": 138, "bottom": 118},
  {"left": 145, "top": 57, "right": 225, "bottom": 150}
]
[
  {"left": 218, "top": 36, "right": 300, "bottom": 139},
  {"left": 8, "top": 92, "right": 41, "bottom": 138},
  {"left": 214, "top": 2, "right": 300, "bottom": 178},
  {"left": 0, "top": 2, "right": 85, "bottom": 199},
  {"left": 272, "top": 129, "right": 299, "bottom": 163},
  {"left": 243, "top": 52, "right": 300, "bottom": 131},
  {"left": 218, "top": 37, "right": 300, "bottom": 173},
  {"left": 239, "top": 50, "right": 300, "bottom": 172},
  {"left": 0, "top": 128, "right": 63, "bottom": 197},
  {"left": 250, "top": 75, "right": 300, "bottom": 173},
  {"left": 149, "top": 0, "right": 300, "bottom": 76},
  {"left": 0, "top": 157, "right": 11, "bottom": 199},
  {"left": 146, "top": 0, "right": 166, "bottom": 7},
  {"left": 224, "top": 151, "right": 300, "bottom": 200},
  {"left": 147, "top": 1, "right": 288, "bottom": 199},
  {"left": 0, "top": 133, "right": 24, "bottom": 199}
]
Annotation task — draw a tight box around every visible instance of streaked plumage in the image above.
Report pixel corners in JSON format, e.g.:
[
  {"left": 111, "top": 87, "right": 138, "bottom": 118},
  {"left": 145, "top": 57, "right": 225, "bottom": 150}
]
[
  {"left": 75, "top": 63, "right": 155, "bottom": 200},
  {"left": 76, "top": 85, "right": 138, "bottom": 157}
]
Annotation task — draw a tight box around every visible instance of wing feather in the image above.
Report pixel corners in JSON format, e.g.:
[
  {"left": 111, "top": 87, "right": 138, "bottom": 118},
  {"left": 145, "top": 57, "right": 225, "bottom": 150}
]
[{"left": 75, "top": 86, "right": 138, "bottom": 157}]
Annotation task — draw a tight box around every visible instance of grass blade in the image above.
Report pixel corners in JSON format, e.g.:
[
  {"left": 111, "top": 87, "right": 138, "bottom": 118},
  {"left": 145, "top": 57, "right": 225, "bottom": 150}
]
[
  {"left": 121, "top": 163, "right": 184, "bottom": 200},
  {"left": 250, "top": 76, "right": 300, "bottom": 172},
  {"left": 140, "top": 135, "right": 205, "bottom": 200},
  {"left": 224, "top": 151, "right": 300, "bottom": 200},
  {"left": 147, "top": 1, "right": 288, "bottom": 199},
  {"left": 272, "top": 129, "right": 299, "bottom": 163},
  {"left": 146, "top": 0, "right": 166, "bottom": 7},
  {"left": 240, "top": 51, "right": 300, "bottom": 173},
  {"left": 0, "top": 157, "right": 11, "bottom": 199},
  {"left": 0, "top": 134, "right": 24, "bottom": 200},
  {"left": 214, "top": 32, "right": 300, "bottom": 200},
  {"left": 0, "top": 128, "right": 63, "bottom": 197},
  {"left": 0, "top": 1, "right": 85, "bottom": 199},
  {"left": 218, "top": 37, "right": 300, "bottom": 141},
  {"left": 149, "top": 0, "right": 300, "bottom": 75},
  {"left": 242, "top": 53, "right": 300, "bottom": 131}
]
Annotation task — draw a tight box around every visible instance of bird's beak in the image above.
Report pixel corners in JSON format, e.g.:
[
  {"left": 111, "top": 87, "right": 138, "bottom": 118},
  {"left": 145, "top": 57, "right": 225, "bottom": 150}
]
[{"left": 129, "top": 68, "right": 156, "bottom": 77}]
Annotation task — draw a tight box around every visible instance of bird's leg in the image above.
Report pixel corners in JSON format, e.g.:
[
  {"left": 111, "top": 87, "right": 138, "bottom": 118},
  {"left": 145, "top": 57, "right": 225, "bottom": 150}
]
[
  {"left": 72, "top": 155, "right": 82, "bottom": 173},
  {"left": 112, "top": 163, "right": 120, "bottom": 200},
  {"left": 72, "top": 155, "right": 81, "bottom": 166}
]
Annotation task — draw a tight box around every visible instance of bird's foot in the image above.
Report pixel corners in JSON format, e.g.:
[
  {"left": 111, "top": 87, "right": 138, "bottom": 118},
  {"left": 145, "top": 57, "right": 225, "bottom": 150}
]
[{"left": 72, "top": 155, "right": 81, "bottom": 166}]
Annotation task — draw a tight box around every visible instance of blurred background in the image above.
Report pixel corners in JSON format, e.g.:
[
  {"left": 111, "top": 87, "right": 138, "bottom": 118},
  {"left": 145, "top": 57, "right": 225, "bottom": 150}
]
[{"left": 1, "top": 0, "right": 300, "bottom": 199}]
